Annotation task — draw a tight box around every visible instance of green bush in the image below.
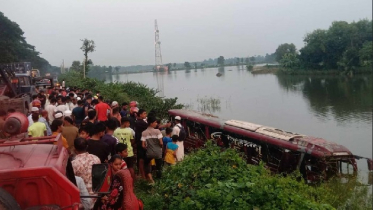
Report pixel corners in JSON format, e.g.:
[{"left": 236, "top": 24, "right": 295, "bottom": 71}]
[{"left": 137, "top": 142, "right": 335, "bottom": 210}]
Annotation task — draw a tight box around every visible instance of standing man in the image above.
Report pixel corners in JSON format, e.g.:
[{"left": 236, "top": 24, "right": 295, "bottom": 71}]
[
  {"left": 141, "top": 117, "right": 163, "bottom": 184},
  {"left": 62, "top": 80, "right": 65, "bottom": 89},
  {"left": 120, "top": 102, "right": 128, "bottom": 118},
  {"left": 28, "top": 107, "right": 40, "bottom": 128},
  {"left": 135, "top": 109, "right": 148, "bottom": 179},
  {"left": 128, "top": 107, "right": 138, "bottom": 130},
  {"left": 83, "top": 95, "right": 93, "bottom": 116},
  {"left": 38, "top": 91, "right": 47, "bottom": 109},
  {"left": 87, "top": 122, "right": 110, "bottom": 163},
  {"left": 72, "top": 100, "right": 85, "bottom": 127},
  {"left": 95, "top": 96, "right": 111, "bottom": 123},
  {"left": 101, "top": 118, "right": 119, "bottom": 156},
  {"left": 172, "top": 116, "right": 185, "bottom": 162},
  {"left": 28, "top": 113, "right": 47, "bottom": 138},
  {"left": 39, "top": 110, "right": 52, "bottom": 136},
  {"left": 45, "top": 97, "right": 57, "bottom": 124},
  {"left": 111, "top": 101, "right": 119, "bottom": 109},
  {"left": 62, "top": 116, "right": 79, "bottom": 152},
  {"left": 54, "top": 96, "right": 69, "bottom": 114},
  {"left": 114, "top": 117, "right": 135, "bottom": 181}
]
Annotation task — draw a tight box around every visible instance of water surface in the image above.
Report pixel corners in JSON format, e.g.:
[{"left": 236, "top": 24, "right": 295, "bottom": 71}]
[{"left": 112, "top": 67, "right": 372, "bottom": 173}]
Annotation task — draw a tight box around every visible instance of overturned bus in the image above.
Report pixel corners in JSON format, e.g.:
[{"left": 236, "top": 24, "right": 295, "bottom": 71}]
[{"left": 168, "top": 109, "right": 373, "bottom": 183}]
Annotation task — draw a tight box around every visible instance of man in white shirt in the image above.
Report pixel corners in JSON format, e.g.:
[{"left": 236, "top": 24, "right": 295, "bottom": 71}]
[
  {"left": 28, "top": 107, "right": 40, "bottom": 128},
  {"left": 54, "top": 96, "right": 69, "bottom": 114},
  {"left": 172, "top": 116, "right": 185, "bottom": 162},
  {"left": 172, "top": 116, "right": 182, "bottom": 136},
  {"left": 45, "top": 98, "right": 57, "bottom": 124},
  {"left": 69, "top": 97, "right": 78, "bottom": 110}
]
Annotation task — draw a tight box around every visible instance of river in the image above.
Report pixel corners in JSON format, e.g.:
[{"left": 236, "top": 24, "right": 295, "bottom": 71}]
[{"left": 111, "top": 66, "right": 372, "bottom": 175}]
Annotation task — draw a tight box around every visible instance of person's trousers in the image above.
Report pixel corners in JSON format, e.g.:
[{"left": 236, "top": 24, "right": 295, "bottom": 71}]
[{"left": 144, "top": 157, "right": 163, "bottom": 178}]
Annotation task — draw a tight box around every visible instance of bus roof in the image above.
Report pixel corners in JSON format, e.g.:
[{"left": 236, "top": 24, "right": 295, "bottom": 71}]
[{"left": 168, "top": 109, "right": 353, "bottom": 158}]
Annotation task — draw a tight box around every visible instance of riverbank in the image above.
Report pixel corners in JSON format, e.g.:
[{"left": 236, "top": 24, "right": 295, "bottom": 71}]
[{"left": 249, "top": 66, "right": 373, "bottom": 75}]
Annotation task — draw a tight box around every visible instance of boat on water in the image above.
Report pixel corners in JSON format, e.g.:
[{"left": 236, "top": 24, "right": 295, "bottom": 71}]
[{"left": 168, "top": 109, "right": 373, "bottom": 183}]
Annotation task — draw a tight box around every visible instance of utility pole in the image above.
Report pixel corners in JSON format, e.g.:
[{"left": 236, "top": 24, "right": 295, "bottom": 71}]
[{"left": 83, "top": 58, "right": 86, "bottom": 78}]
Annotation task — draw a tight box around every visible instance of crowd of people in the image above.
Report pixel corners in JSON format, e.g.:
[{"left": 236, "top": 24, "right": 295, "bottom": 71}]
[{"left": 2, "top": 85, "right": 187, "bottom": 209}]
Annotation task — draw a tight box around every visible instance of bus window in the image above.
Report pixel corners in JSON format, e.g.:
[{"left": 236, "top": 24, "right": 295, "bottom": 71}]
[
  {"left": 279, "top": 149, "right": 301, "bottom": 173},
  {"left": 223, "top": 131, "right": 263, "bottom": 165},
  {"left": 339, "top": 161, "right": 354, "bottom": 175},
  {"left": 264, "top": 145, "right": 283, "bottom": 172}
]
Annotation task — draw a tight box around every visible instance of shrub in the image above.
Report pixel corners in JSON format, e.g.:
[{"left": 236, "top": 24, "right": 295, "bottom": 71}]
[{"left": 138, "top": 142, "right": 335, "bottom": 210}]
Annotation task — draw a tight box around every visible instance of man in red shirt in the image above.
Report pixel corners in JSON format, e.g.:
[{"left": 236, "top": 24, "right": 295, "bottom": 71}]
[{"left": 95, "top": 96, "right": 112, "bottom": 122}]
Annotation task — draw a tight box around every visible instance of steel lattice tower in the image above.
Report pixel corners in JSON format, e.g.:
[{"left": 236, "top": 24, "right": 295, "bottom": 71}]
[
  {"left": 155, "top": 20, "right": 163, "bottom": 66},
  {"left": 154, "top": 19, "right": 164, "bottom": 97}
]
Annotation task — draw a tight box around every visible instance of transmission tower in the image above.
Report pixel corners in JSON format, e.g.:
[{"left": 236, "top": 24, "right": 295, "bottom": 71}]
[
  {"left": 154, "top": 19, "right": 164, "bottom": 97},
  {"left": 155, "top": 19, "right": 163, "bottom": 66}
]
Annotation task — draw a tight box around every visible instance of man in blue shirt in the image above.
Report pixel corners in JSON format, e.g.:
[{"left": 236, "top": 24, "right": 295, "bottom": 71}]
[
  {"left": 39, "top": 110, "right": 52, "bottom": 136},
  {"left": 120, "top": 102, "right": 128, "bottom": 118},
  {"left": 72, "top": 100, "right": 85, "bottom": 127}
]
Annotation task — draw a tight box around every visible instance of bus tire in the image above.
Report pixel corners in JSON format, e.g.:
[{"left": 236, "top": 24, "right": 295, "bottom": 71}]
[{"left": 0, "top": 188, "right": 21, "bottom": 210}]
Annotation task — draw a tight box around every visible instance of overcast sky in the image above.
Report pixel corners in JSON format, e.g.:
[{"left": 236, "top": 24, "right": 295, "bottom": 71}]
[{"left": 1, "top": 0, "right": 372, "bottom": 67}]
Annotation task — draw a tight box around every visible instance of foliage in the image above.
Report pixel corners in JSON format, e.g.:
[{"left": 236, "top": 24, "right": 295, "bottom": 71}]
[
  {"left": 275, "top": 43, "right": 297, "bottom": 62},
  {"left": 0, "top": 12, "right": 54, "bottom": 75},
  {"left": 184, "top": 62, "right": 191, "bottom": 69},
  {"left": 58, "top": 71, "right": 183, "bottom": 119},
  {"left": 299, "top": 19, "right": 372, "bottom": 71},
  {"left": 70, "top": 61, "right": 83, "bottom": 73},
  {"left": 80, "top": 38, "right": 96, "bottom": 73},
  {"left": 137, "top": 142, "right": 337, "bottom": 210},
  {"left": 217, "top": 56, "right": 225, "bottom": 66},
  {"left": 196, "top": 97, "right": 220, "bottom": 113},
  {"left": 136, "top": 142, "right": 373, "bottom": 210},
  {"left": 279, "top": 53, "right": 300, "bottom": 70},
  {"left": 246, "top": 64, "right": 254, "bottom": 71},
  {"left": 359, "top": 41, "right": 372, "bottom": 66}
]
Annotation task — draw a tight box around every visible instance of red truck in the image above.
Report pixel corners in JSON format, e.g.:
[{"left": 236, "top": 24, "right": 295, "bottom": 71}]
[
  {"left": 0, "top": 112, "right": 143, "bottom": 210},
  {"left": 0, "top": 112, "right": 80, "bottom": 209}
]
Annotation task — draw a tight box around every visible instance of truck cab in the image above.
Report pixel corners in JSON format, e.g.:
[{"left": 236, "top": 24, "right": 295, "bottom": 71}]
[{"left": 0, "top": 112, "right": 80, "bottom": 209}]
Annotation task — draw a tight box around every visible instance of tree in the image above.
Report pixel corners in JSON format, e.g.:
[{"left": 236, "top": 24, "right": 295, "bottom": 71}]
[
  {"left": 184, "top": 62, "right": 191, "bottom": 69},
  {"left": 279, "top": 53, "right": 300, "bottom": 70},
  {"left": 173, "top": 63, "right": 176, "bottom": 68},
  {"left": 275, "top": 43, "right": 297, "bottom": 62},
  {"left": 0, "top": 12, "right": 51, "bottom": 74},
  {"left": 240, "top": 58, "right": 244, "bottom": 63},
  {"left": 236, "top": 58, "right": 240, "bottom": 65},
  {"left": 115, "top": 66, "right": 120, "bottom": 73},
  {"left": 217, "top": 56, "right": 225, "bottom": 66},
  {"left": 194, "top": 62, "right": 198, "bottom": 69},
  {"left": 108, "top": 66, "right": 113, "bottom": 74},
  {"left": 166, "top": 63, "right": 172, "bottom": 71},
  {"left": 245, "top": 57, "right": 250, "bottom": 64},
  {"left": 80, "top": 38, "right": 96, "bottom": 73},
  {"left": 70, "top": 61, "right": 82, "bottom": 72},
  {"left": 299, "top": 19, "right": 372, "bottom": 70},
  {"left": 359, "top": 41, "right": 373, "bottom": 66},
  {"left": 250, "top": 56, "right": 256, "bottom": 63}
]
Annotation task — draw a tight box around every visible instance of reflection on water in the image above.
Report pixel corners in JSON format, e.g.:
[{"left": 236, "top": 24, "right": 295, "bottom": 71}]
[{"left": 277, "top": 75, "right": 372, "bottom": 125}]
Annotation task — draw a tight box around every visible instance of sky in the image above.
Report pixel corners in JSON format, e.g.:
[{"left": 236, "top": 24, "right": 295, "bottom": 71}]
[{"left": 0, "top": 0, "right": 372, "bottom": 67}]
